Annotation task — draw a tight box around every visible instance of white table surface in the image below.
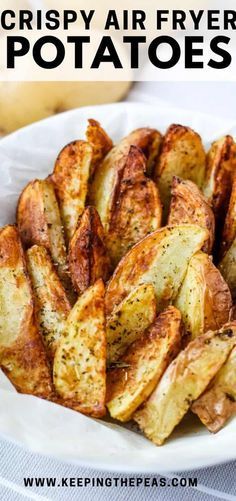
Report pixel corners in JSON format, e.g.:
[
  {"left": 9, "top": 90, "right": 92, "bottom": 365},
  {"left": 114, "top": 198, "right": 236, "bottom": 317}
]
[{"left": 1, "top": 81, "right": 236, "bottom": 501}]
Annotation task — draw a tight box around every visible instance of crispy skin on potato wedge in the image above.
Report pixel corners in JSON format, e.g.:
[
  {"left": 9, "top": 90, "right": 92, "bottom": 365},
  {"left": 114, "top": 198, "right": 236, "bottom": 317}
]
[
  {"left": 175, "top": 251, "right": 232, "bottom": 340},
  {"left": 107, "top": 283, "right": 156, "bottom": 363},
  {"left": 86, "top": 118, "right": 113, "bottom": 175},
  {"left": 89, "top": 127, "right": 162, "bottom": 230},
  {"left": 106, "top": 306, "right": 182, "bottom": 422},
  {"left": 218, "top": 176, "right": 236, "bottom": 298},
  {"left": 154, "top": 124, "right": 206, "bottom": 219},
  {"left": 27, "top": 245, "right": 71, "bottom": 362},
  {"left": 17, "top": 179, "right": 68, "bottom": 284},
  {"left": 51, "top": 140, "right": 93, "bottom": 242},
  {"left": 134, "top": 324, "right": 236, "bottom": 445},
  {"left": 105, "top": 146, "right": 162, "bottom": 265},
  {"left": 203, "top": 136, "right": 236, "bottom": 223},
  {"left": 168, "top": 177, "right": 215, "bottom": 253},
  {"left": 0, "top": 226, "right": 52, "bottom": 397},
  {"left": 53, "top": 279, "right": 106, "bottom": 417},
  {"left": 192, "top": 346, "right": 236, "bottom": 432},
  {"left": 68, "top": 206, "right": 111, "bottom": 295},
  {"left": 105, "top": 224, "right": 208, "bottom": 316}
]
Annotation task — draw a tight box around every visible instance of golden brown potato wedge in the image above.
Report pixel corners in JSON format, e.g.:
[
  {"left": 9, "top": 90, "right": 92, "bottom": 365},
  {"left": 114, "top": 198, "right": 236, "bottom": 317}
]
[
  {"left": 218, "top": 176, "right": 236, "bottom": 298},
  {"left": 106, "top": 306, "right": 182, "bottom": 422},
  {"left": 17, "top": 179, "right": 68, "bottom": 285},
  {"left": 192, "top": 346, "right": 236, "bottom": 432},
  {"left": 89, "top": 127, "right": 162, "bottom": 230},
  {"left": 53, "top": 279, "right": 106, "bottom": 417},
  {"left": 175, "top": 251, "right": 232, "bottom": 340},
  {"left": 27, "top": 245, "right": 71, "bottom": 362},
  {"left": 154, "top": 124, "right": 206, "bottom": 220},
  {"left": 68, "top": 206, "right": 111, "bottom": 295},
  {"left": 134, "top": 323, "right": 236, "bottom": 445},
  {"left": 107, "top": 283, "right": 156, "bottom": 364},
  {"left": 168, "top": 177, "right": 215, "bottom": 253},
  {"left": 0, "top": 226, "right": 52, "bottom": 397},
  {"left": 105, "top": 145, "right": 162, "bottom": 265},
  {"left": 105, "top": 224, "right": 208, "bottom": 316},
  {"left": 203, "top": 136, "right": 236, "bottom": 224},
  {"left": 51, "top": 140, "right": 93, "bottom": 242},
  {"left": 86, "top": 118, "right": 113, "bottom": 175}
]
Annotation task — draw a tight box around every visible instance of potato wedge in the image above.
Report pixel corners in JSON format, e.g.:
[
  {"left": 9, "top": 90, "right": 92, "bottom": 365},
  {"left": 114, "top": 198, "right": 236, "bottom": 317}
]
[
  {"left": 105, "top": 224, "right": 208, "bottom": 316},
  {"left": 154, "top": 124, "right": 206, "bottom": 219},
  {"left": 107, "top": 283, "right": 156, "bottom": 363},
  {"left": 53, "top": 279, "right": 106, "bottom": 417},
  {"left": 89, "top": 127, "right": 162, "bottom": 231},
  {"left": 168, "top": 177, "right": 215, "bottom": 254},
  {"left": 134, "top": 323, "right": 236, "bottom": 445},
  {"left": 218, "top": 176, "right": 236, "bottom": 298},
  {"left": 17, "top": 179, "right": 68, "bottom": 284},
  {"left": 192, "top": 346, "right": 236, "bottom": 432},
  {"left": 175, "top": 251, "right": 232, "bottom": 340},
  {"left": 0, "top": 226, "right": 52, "bottom": 397},
  {"left": 51, "top": 140, "right": 93, "bottom": 242},
  {"left": 105, "top": 146, "right": 162, "bottom": 265},
  {"left": 203, "top": 136, "right": 236, "bottom": 224},
  {"left": 27, "top": 245, "right": 71, "bottom": 362},
  {"left": 86, "top": 118, "right": 113, "bottom": 175},
  {"left": 106, "top": 306, "right": 182, "bottom": 422},
  {"left": 68, "top": 206, "right": 111, "bottom": 295}
]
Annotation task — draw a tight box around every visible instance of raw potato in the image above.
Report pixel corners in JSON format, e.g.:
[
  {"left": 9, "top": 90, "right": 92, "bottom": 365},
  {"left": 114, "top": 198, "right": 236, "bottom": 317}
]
[
  {"left": 203, "top": 135, "right": 236, "bottom": 223},
  {"left": 0, "top": 225, "right": 52, "bottom": 397},
  {"left": 27, "top": 245, "right": 71, "bottom": 362},
  {"left": 68, "top": 206, "right": 111, "bottom": 295},
  {"left": 0, "top": 81, "right": 131, "bottom": 135},
  {"left": 105, "top": 146, "right": 162, "bottom": 265},
  {"left": 51, "top": 140, "right": 93, "bottom": 242},
  {"left": 134, "top": 324, "right": 236, "bottom": 445},
  {"left": 154, "top": 124, "right": 206, "bottom": 219},
  {"left": 86, "top": 118, "right": 113, "bottom": 175},
  {"left": 53, "top": 279, "right": 106, "bottom": 417},
  {"left": 175, "top": 251, "right": 232, "bottom": 340},
  {"left": 105, "top": 224, "right": 208, "bottom": 316},
  {"left": 219, "top": 176, "right": 236, "bottom": 298},
  {"left": 192, "top": 346, "right": 236, "bottom": 432},
  {"left": 89, "top": 127, "right": 162, "bottom": 231},
  {"left": 17, "top": 178, "right": 68, "bottom": 286},
  {"left": 168, "top": 177, "right": 215, "bottom": 254},
  {"left": 107, "top": 283, "right": 156, "bottom": 363},
  {"left": 106, "top": 306, "right": 182, "bottom": 422}
]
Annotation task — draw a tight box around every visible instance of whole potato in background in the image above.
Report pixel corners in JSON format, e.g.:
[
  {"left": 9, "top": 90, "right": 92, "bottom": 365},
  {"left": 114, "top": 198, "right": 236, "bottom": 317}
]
[{"left": 0, "top": 81, "right": 131, "bottom": 134}]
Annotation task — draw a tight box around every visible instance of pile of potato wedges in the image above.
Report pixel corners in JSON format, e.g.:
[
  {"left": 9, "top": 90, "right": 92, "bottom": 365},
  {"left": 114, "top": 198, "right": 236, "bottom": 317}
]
[{"left": 0, "top": 119, "right": 236, "bottom": 446}]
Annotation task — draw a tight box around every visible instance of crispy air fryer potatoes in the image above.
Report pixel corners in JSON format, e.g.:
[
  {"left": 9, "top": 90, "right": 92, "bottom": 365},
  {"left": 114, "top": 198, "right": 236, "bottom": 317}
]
[
  {"left": 106, "top": 306, "right": 182, "bottom": 422},
  {"left": 106, "top": 224, "right": 208, "bottom": 316},
  {"left": 17, "top": 179, "right": 68, "bottom": 285},
  {"left": 191, "top": 346, "right": 236, "bottom": 432},
  {"left": 68, "top": 206, "right": 111, "bottom": 295},
  {"left": 53, "top": 279, "right": 106, "bottom": 417},
  {"left": 203, "top": 135, "right": 236, "bottom": 223},
  {"left": 27, "top": 245, "right": 71, "bottom": 362},
  {"left": 4, "top": 118, "right": 236, "bottom": 446},
  {"left": 0, "top": 226, "right": 52, "bottom": 397},
  {"left": 134, "top": 324, "right": 236, "bottom": 445},
  {"left": 168, "top": 177, "right": 215, "bottom": 254},
  {"left": 105, "top": 145, "right": 162, "bottom": 265},
  {"left": 107, "top": 283, "right": 156, "bottom": 363},
  {"left": 154, "top": 124, "right": 206, "bottom": 219},
  {"left": 51, "top": 140, "right": 93, "bottom": 242},
  {"left": 175, "top": 251, "right": 232, "bottom": 340}
]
